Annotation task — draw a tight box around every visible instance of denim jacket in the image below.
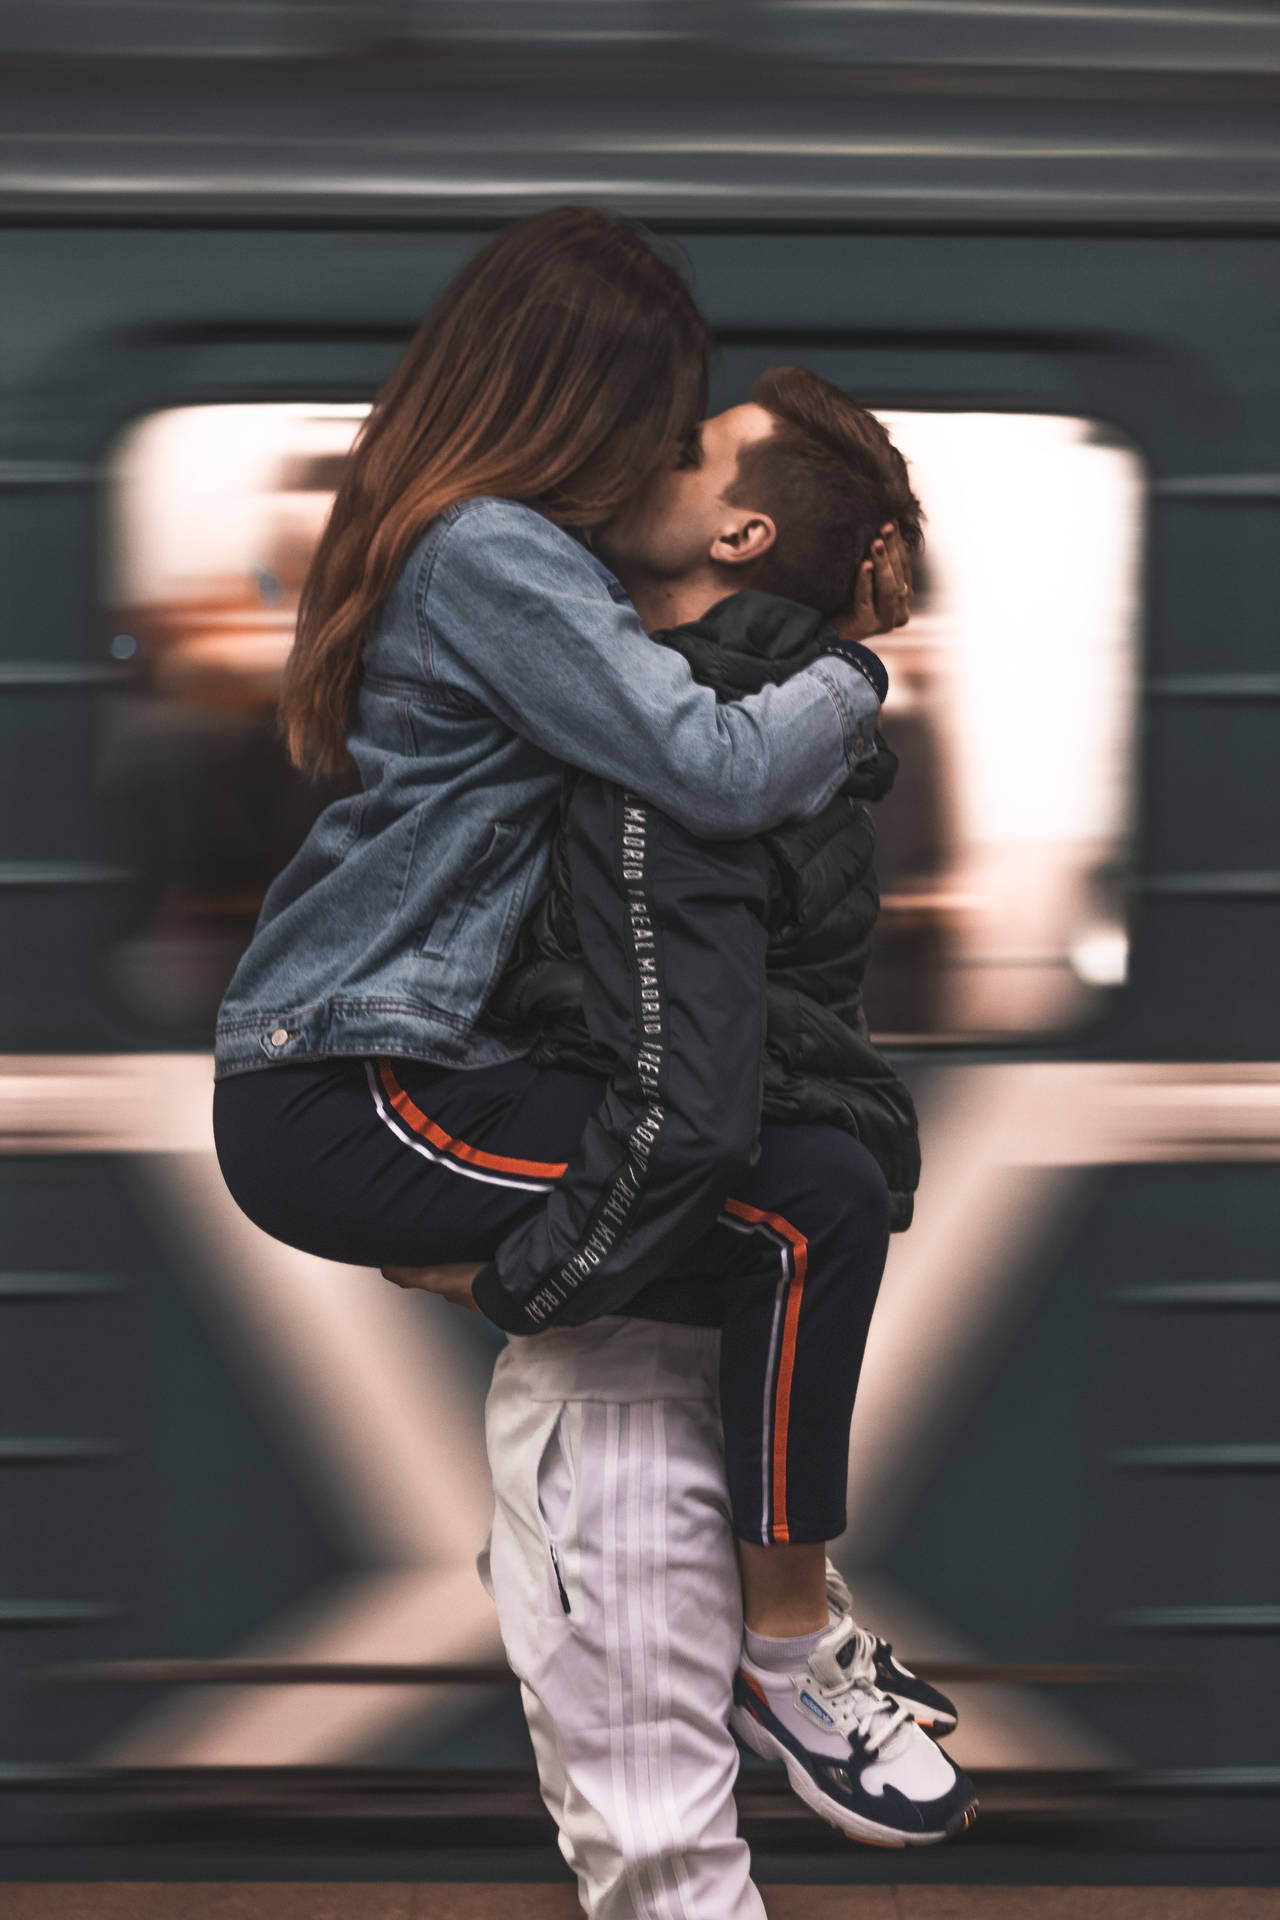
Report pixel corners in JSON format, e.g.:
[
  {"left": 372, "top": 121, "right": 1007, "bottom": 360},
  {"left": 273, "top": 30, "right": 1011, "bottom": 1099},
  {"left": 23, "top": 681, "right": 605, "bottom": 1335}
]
[{"left": 213, "top": 498, "right": 881, "bottom": 1079}]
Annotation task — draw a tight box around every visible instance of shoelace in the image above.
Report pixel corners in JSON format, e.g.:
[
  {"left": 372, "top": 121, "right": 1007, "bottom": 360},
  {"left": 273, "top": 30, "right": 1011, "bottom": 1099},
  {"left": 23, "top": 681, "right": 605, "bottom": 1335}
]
[{"left": 807, "top": 1625, "right": 913, "bottom": 1757}]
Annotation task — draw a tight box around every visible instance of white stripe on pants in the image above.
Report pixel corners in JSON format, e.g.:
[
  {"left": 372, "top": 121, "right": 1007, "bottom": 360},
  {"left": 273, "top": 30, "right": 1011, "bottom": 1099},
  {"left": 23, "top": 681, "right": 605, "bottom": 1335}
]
[{"left": 481, "top": 1316, "right": 766, "bottom": 1920}]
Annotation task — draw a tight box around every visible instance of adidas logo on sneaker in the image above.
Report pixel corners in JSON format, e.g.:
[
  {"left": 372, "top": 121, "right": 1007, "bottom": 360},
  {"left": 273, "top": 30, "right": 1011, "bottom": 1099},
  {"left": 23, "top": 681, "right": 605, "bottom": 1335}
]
[{"left": 798, "top": 1690, "right": 836, "bottom": 1729}]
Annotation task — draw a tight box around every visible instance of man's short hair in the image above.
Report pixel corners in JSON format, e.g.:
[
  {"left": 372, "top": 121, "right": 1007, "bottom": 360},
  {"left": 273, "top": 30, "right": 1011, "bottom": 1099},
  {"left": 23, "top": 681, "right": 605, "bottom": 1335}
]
[{"left": 726, "top": 366, "right": 924, "bottom": 616}]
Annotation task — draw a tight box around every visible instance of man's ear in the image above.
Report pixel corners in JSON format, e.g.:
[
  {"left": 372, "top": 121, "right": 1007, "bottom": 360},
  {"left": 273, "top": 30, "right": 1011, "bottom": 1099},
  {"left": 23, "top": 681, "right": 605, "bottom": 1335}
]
[{"left": 709, "top": 511, "right": 776, "bottom": 570}]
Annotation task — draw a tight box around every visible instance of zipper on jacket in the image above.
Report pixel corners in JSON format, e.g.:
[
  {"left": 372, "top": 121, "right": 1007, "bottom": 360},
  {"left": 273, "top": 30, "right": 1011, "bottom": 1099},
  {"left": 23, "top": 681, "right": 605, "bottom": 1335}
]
[{"left": 548, "top": 1541, "right": 571, "bottom": 1615}]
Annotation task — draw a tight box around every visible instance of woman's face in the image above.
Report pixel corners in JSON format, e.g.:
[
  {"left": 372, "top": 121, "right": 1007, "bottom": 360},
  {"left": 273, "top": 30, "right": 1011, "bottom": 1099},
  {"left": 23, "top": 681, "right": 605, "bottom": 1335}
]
[{"left": 594, "top": 404, "right": 775, "bottom": 586}]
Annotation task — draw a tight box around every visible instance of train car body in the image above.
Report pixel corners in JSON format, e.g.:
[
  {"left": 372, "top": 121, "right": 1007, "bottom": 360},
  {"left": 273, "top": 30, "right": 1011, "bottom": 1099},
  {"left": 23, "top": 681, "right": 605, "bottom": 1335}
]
[{"left": 0, "top": 0, "right": 1277, "bottom": 1886}]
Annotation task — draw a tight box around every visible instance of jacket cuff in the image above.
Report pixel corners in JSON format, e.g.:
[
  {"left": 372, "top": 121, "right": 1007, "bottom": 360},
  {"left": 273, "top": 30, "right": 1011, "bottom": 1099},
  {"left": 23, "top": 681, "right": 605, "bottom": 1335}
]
[
  {"left": 471, "top": 1261, "right": 535, "bottom": 1333},
  {"left": 816, "top": 639, "right": 889, "bottom": 705},
  {"left": 808, "top": 656, "right": 882, "bottom": 766}
]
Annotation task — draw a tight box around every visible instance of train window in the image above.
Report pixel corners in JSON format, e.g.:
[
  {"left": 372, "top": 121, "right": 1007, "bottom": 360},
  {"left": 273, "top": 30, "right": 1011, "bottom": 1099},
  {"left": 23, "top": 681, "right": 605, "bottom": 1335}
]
[
  {"left": 101, "top": 402, "right": 1142, "bottom": 1042},
  {"left": 101, "top": 404, "right": 368, "bottom": 1037},
  {"left": 867, "top": 410, "right": 1142, "bottom": 1039}
]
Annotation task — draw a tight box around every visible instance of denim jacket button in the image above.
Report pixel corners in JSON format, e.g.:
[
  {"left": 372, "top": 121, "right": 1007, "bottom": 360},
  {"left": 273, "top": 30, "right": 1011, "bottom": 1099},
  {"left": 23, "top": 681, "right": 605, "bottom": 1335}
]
[{"left": 269, "top": 1028, "right": 290, "bottom": 1048}]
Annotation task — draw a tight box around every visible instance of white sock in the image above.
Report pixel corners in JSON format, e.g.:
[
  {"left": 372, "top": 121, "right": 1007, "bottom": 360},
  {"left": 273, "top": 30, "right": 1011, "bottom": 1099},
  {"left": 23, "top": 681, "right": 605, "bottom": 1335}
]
[{"left": 743, "top": 1618, "right": 832, "bottom": 1674}]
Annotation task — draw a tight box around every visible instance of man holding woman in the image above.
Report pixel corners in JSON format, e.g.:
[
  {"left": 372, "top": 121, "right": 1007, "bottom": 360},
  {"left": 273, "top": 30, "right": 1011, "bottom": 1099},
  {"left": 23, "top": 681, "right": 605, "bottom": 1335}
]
[{"left": 213, "top": 206, "right": 968, "bottom": 1916}]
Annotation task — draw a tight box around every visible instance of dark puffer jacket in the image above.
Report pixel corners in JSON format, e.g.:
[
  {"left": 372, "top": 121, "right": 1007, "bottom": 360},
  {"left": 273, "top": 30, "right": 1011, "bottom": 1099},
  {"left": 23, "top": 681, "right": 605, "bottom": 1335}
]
[{"left": 486, "top": 590, "right": 920, "bottom": 1236}]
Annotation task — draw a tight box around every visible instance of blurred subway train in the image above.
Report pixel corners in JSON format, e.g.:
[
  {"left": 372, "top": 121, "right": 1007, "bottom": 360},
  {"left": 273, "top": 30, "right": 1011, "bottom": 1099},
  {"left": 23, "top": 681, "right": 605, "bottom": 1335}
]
[{"left": 0, "top": 0, "right": 1278, "bottom": 1895}]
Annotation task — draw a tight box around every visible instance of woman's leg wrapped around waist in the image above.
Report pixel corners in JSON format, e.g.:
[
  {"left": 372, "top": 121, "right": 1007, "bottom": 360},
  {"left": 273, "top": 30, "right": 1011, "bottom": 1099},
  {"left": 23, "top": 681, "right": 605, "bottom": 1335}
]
[
  {"left": 215, "top": 1056, "right": 887, "bottom": 1548},
  {"left": 646, "top": 1119, "right": 892, "bottom": 1549},
  {"left": 211, "top": 1053, "right": 606, "bottom": 1268}
]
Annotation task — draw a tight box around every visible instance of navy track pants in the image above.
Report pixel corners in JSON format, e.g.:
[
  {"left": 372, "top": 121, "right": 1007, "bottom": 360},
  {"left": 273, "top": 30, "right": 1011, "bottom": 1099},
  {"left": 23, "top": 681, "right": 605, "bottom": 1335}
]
[{"left": 213, "top": 1052, "right": 890, "bottom": 1546}]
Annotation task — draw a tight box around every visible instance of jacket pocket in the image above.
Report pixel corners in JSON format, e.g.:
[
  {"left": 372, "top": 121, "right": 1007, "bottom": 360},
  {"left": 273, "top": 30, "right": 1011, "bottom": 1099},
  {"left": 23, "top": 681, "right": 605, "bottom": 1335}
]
[{"left": 418, "top": 819, "right": 519, "bottom": 960}]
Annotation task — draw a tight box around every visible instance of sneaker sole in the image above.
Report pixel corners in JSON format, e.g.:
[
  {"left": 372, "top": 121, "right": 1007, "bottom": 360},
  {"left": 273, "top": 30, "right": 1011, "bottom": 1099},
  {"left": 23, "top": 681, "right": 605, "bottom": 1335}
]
[{"left": 730, "top": 1703, "right": 978, "bottom": 1848}]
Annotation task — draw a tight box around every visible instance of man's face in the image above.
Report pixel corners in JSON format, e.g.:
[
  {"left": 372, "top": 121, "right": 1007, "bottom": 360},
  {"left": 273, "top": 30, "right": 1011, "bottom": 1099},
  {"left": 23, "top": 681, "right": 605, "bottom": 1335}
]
[{"left": 595, "top": 402, "right": 776, "bottom": 583}]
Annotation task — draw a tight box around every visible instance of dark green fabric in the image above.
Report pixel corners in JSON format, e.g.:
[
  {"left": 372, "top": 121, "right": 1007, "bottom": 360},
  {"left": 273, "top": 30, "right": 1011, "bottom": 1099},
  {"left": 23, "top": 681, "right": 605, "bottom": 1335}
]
[{"left": 486, "top": 591, "right": 920, "bottom": 1230}]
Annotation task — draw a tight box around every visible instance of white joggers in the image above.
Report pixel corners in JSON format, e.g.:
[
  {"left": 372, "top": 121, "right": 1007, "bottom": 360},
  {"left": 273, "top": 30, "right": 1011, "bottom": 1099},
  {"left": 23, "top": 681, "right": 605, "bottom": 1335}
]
[{"left": 481, "top": 1315, "right": 766, "bottom": 1920}]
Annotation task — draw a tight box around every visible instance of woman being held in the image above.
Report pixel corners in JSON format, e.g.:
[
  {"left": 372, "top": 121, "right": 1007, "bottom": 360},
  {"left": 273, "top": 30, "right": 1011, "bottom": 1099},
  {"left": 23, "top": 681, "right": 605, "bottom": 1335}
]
[{"left": 213, "top": 207, "right": 939, "bottom": 1918}]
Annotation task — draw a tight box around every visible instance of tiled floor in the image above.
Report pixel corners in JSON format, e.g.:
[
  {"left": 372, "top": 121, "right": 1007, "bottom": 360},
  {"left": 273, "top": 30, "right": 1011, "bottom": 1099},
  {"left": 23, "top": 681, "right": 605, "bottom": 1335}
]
[{"left": 1, "top": 1888, "right": 1278, "bottom": 1919}]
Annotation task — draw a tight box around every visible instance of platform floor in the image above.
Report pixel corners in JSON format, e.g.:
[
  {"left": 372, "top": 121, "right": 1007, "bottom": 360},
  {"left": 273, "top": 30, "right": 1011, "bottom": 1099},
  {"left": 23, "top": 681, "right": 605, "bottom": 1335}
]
[{"left": 2, "top": 1888, "right": 1280, "bottom": 1919}]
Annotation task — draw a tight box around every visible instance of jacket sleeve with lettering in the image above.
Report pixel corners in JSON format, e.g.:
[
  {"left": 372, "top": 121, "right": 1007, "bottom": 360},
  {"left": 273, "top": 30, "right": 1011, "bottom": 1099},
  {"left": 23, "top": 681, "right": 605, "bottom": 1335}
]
[{"left": 470, "top": 777, "right": 772, "bottom": 1333}]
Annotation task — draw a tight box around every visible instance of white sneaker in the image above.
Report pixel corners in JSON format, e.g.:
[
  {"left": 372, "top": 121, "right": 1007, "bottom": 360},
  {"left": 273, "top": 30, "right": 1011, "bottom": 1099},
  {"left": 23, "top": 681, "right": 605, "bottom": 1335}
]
[{"left": 730, "top": 1611, "right": 978, "bottom": 1847}]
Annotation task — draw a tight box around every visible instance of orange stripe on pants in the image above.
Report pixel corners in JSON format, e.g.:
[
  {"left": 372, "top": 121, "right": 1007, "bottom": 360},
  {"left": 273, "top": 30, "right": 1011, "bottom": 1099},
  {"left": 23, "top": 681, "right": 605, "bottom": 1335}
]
[
  {"left": 724, "top": 1197, "right": 809, "bottom": 1544},
  {"left": 377, "top": 1060, "right": 812, "bottom": 1542},
  {"left": 376, "top": 1058, "right": 570, "bottom": 1181}
]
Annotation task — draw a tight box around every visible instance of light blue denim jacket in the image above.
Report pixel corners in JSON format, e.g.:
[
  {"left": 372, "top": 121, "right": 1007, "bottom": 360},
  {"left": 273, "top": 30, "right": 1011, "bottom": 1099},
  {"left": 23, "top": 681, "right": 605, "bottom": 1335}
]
[{"left": 213, "top": 498, "right": 881, "bottom": 1078}]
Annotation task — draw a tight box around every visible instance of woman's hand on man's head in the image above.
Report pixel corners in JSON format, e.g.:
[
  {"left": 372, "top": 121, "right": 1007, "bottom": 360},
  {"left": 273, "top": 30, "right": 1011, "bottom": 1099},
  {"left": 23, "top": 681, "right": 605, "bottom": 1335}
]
[
  {"left": 836, "top": 522, "right": 913, "bottom": 644},
  {"left": 380, "top": 1260, "right": 484, "bottom": 1313}
]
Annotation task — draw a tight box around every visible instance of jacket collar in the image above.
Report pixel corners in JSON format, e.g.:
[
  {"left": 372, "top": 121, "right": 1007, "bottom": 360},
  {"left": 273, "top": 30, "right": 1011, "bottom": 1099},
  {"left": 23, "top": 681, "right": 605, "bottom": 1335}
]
[{"left": 655, "top": 590, "right": 898, "bottom": 802}]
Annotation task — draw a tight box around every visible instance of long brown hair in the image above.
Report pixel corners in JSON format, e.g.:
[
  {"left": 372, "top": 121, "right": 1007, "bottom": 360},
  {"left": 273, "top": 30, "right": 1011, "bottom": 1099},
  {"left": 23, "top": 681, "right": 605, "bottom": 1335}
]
[{"left": 281, "top": 207, "right": 709, "bottom": 779}]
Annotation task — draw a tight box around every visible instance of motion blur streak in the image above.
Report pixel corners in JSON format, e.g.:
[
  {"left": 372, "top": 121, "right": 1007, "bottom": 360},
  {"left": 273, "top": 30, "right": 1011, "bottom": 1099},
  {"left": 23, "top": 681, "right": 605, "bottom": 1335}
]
[
  {"left": 50, "top": 1056, "right": 503, "bottom": 1767},
  {"left": 7, "top": 1056, "right": 1277, "bottom": 1161},
  {"left": 105, "top": 403, "right": 1140, "bottom": 1042},
  {"left": 841, "top": 1060, "right": 1272, "bottom": 1565},
  {"left": 0, "top": 1054, "right": 1275, "bottom": 1767}
]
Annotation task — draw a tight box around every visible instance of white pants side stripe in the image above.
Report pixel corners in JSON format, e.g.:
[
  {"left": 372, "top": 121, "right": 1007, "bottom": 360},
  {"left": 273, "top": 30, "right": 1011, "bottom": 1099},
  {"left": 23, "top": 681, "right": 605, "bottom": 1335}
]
[
  {"left": 649, "top": 1400, "right": 696, "bottom": 1914},
  {"left": 602, "top": 1401, "right": 648, "bottom": 1914}
]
